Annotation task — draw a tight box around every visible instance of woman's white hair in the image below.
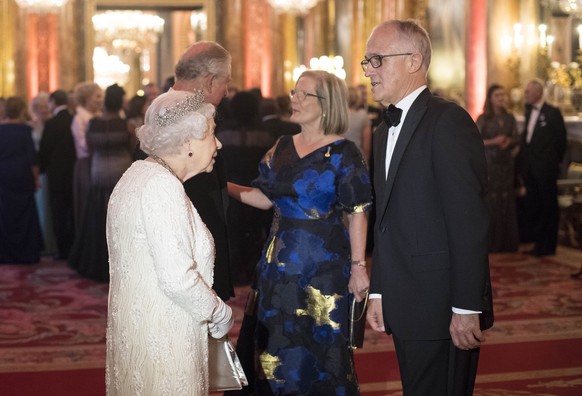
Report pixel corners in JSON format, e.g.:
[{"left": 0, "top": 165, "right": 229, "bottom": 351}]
[{"left": 137, "top": 89, "right": 215, "bottom": 156}]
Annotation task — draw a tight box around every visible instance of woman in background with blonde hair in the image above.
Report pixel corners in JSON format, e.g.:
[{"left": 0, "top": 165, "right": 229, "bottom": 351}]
[{"left": 70, "top": 81, "right": 103, "bottom": 228}]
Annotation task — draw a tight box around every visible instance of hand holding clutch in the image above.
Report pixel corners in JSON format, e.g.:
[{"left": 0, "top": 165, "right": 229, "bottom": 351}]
[{"left": 209, "top": 299, "right": 234, "bottom": 339}]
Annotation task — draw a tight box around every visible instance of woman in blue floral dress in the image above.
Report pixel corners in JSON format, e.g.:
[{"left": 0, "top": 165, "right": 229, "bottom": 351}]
[{"left": 229, "top": 70, "right": 372, "bottom": 395}]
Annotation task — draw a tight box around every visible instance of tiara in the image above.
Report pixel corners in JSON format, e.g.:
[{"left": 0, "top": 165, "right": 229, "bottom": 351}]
[{"left": 155, "top": 90, "right": 205, "bottom": 127}]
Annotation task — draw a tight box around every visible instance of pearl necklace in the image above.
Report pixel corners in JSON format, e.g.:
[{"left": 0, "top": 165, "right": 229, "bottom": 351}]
[{"left": 150, "top": 153, "right": 181, "bottom": 181}]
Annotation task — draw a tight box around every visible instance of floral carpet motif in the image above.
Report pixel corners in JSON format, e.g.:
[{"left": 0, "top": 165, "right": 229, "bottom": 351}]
[
  {"left": 0, "top": 262, "right": 108, "bottom": 372},
  {"left": 1, "top": 247, "right": 582, "bottom": 395}
]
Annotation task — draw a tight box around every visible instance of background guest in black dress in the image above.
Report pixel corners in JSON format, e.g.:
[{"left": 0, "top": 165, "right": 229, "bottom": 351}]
[
  {"left": 70, "top": 82, "right": 103, "bottom": 229},
  {"left": 69, "top": 84, "right": 131, "bottom": 281},
  {"left": 0, "top": 96, "right": 43, "bottom": 264},
  {"left": 476, "top": 83, "right": 520, "bottom": 252},
  {"left": 38, "top": 89, "right": 76, "bottom": 260}
]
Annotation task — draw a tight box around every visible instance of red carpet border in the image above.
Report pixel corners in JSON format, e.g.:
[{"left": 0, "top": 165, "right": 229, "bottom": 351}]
[{"left": 1, "top": 247, "right": 582, "bottom": 395}]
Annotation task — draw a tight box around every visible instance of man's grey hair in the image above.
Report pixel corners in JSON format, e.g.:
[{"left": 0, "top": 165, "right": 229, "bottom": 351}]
[{"left": 174, "top": 41, "right": 231, "bottom": 81}]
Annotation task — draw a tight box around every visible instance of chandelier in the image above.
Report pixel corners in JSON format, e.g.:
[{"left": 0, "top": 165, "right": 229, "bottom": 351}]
[
  {"left": 93, "top": 47, "right": 130, "bottom": 89},
  {"left": 92, "top": 11, "right": 165, "bottom": 51},
  {"left": 267, "top": 0, "right": 320, "bottom": 15},
  {"left": 293, "top": 55, "right": 346, "bottom": 81},
  {"left": 550, "top": 0, "right": 582, "bottom": 16},
  {"left": 14, "top": 0, "right": 69, "bottom": 13}
]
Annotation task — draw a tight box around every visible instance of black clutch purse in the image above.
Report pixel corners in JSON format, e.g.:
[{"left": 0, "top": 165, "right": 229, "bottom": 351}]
[{"left": 348, "top": 292, "right": 369, "bottom": 349}]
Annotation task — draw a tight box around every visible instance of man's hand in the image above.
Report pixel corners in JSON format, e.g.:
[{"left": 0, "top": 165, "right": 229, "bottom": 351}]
[
  {"left": 449, "top": 313, "right": 484, "bottom": 350},
  {"left": 366, "top": 298, "right": 385, "bottom": 332}
]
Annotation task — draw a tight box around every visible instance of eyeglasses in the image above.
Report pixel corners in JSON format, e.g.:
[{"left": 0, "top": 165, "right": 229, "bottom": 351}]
[
  {"left": 290, "top": 89, "right": 325, "bottom": 101},
  {"left": 360, "top": 53, "right": 413, "bottom": 72}
]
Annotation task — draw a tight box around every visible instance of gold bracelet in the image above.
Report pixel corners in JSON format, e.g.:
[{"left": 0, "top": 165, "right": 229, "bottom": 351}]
[{"left": 351, "top": 260, "right": 367, "bottom": 267}]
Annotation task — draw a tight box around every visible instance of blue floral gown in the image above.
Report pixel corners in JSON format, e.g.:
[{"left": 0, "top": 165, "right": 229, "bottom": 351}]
[{"left": 252, "top": 135, "right": 372, "bottom": 395}]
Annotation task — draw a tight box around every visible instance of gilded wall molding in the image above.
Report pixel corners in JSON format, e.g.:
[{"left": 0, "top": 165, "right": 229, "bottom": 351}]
[{"left": 0, "top": 0, "right": 17, "bottom": 97}]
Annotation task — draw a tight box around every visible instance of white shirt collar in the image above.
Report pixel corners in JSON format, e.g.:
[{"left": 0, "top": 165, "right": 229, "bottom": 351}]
[
  {"left": 394, "top": 85, "right": 427, "bottom": 125},
  {"left": 53, "top": 105, "right": 68, "bottom": 116}
]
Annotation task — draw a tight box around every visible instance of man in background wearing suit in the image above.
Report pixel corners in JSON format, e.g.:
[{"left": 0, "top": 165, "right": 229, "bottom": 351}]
[
  {"left": 38, "top": 90, "right": 76, "bottom": 260},
  {"left": 518, "top": 78, "right": 567, "bottom": 257},
  {"left": 172, "top": 41, "right": 235, "bottom": 301},
  {"left": 364, "top": 20, "right": 493, "bottom": 395}
]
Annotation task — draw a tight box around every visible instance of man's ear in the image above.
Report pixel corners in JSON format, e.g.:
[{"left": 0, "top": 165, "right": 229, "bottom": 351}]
[
  {"left": 409, "top": 53, "right": 423, "bottom": 73},
  {"left": 203, "top": 74, "right": 216, "bottom": 94}
]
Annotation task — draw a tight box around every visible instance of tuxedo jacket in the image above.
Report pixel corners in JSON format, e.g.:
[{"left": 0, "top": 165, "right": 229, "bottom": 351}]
[
  {"left": 38, "top": 109, "right": 76, "bottom": 194},
  {"left": 183, "top": 152, "right": 234, "bottom": 301},
  {"left": 370, "top": 89, "right": 493, "bottom": 340},
  {"left": 518, "top": 102, "right": 567, "bottom": 180}
]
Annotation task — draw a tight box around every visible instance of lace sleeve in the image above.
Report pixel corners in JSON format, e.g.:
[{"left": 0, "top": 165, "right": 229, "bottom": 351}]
[{"left": 141, "top": 173, "right": 219, "bottom": 323}]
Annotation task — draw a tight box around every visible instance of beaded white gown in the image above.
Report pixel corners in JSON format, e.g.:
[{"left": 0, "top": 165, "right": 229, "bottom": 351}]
[{"left": 105, "top": 160, "right": 219, "bottom": 395}]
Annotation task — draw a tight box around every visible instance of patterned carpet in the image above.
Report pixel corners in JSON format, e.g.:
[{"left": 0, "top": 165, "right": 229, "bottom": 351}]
[{"left": 0, "top": 247, "right": 581, "bottom": 395}]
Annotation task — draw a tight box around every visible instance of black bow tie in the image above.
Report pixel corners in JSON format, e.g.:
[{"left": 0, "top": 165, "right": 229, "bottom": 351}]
[{"left": 383, "top": 104, "right": 403, "bottom": 127}]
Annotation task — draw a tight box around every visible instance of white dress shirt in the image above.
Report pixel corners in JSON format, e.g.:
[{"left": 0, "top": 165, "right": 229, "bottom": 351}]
[
  {"left": 525, "top": 101, "right": 543, "bottom": 144},
  {"left": 384, "top": 85, "right": 426, "bottom": 178},
  {"left": 373, "top": 86, "right": 480, "bottom": 315}
]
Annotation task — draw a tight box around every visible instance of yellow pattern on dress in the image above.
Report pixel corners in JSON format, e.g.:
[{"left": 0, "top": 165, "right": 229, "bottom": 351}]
[
  {"left": 295, "top": 285, "right": 341, "bottom": 330},
  {"left": 259, "top": 352, "right": 282, "bottom": 381},
  {"left": 352, "top": 202, "right": 372, "bottom": 213}
]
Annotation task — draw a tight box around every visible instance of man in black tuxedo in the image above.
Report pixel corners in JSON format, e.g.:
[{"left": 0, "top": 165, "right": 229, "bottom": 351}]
[
  {"left": 173, "top": 42, "right": 235, "bottom": 301},
  {"left": 518, "top": 78, "right": 567, "bottom": 256},
  {"left": 38, "top": 90, "right": 76, "bottom": 260},
  {"left": 364, "top": 20, "right": 493, "bottom": 395}
]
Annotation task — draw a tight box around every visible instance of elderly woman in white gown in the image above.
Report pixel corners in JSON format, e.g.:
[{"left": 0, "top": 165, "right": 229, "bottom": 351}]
[{"left": 105, "top": 89, "right": 233, "bottom": 395}]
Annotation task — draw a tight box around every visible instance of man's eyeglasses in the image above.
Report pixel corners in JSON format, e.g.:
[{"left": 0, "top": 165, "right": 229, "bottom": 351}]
[
  {"left": 360, "top": 53, "right": 413, "bottom": 72},
  {"left": 290, "top": 89, "right": 325, "bottom": 101}
]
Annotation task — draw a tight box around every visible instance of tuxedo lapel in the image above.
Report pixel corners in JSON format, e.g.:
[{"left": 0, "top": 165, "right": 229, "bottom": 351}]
[{"left": 378, "top": 90, "right": 430, "bottom": 227}]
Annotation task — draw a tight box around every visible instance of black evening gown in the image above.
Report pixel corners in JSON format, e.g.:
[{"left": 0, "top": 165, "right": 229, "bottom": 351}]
[
  {"left": 69, "top": 118, "right": 131, "bottom": 281},
  {"left": 0, "top": 123, "right": 43, "bottom": 263},
  {"left": 476, "top": 112, "right": 520, "bottom": 252}
]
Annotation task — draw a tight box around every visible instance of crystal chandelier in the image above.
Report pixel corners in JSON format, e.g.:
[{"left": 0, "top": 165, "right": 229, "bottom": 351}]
[
  {"left": 293, "top": 55, "right": 346, "bottom": 81},
  {"left": 93, "top": 47, "right": 130, "bottom": 89},
  {"left": 550, "top": 0, "right": 582, "bottom": 16},
  {"left": 14, "top": 0, "right": 69, "bottom": 13},
  {"left": 267, "top": 0, "right": 321, "bottom": 15},
  {"left": 93, "top": 11, "right": 165, "bottom": 50}
]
